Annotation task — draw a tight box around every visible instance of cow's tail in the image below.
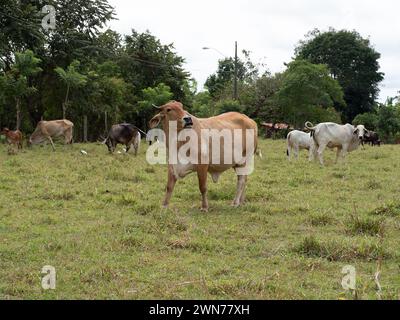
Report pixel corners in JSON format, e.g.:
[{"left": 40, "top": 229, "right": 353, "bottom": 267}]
[
  {"left": 287, "top": 131, "right": 292, "bottom": 158},
  {"left": 305, "top": 122, "right": 316, "bottom": 138}
]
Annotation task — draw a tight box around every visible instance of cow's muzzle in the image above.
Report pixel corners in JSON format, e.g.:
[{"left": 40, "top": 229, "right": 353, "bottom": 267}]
[{"left": 183, "top": 116, "right": 193, "bottom": 128}]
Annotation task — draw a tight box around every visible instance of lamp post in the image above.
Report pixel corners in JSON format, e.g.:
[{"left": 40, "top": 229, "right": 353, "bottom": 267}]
[{"left": 203, "top": 41, "right": 239, "bottom": 100}]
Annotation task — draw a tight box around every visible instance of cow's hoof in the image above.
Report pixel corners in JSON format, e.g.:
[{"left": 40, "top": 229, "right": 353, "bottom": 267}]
[
  {"left": 200, "top": 207, "right": 209, "bottom": 213},
  {"left": 231, "top": 202, "right": 240, "bottom": 208}
]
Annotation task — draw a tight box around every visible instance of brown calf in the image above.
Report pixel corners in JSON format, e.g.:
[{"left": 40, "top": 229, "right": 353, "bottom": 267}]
[{"left": 0, "top": 128, "right": 23, "bottom": 149}]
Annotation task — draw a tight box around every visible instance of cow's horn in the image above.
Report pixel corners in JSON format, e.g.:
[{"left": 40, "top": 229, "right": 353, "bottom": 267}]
[{"left": 152, "top": 104, "right": 161, "bottom": 109}]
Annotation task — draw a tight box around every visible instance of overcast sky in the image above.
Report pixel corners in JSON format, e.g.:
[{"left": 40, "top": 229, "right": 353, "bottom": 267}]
[{"left": 107, "top": 0, "right": 400, "bottom": 102}]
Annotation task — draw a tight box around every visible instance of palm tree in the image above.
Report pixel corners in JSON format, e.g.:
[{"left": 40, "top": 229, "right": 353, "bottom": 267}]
[{"left": 55, "top": 60, "right": 87, "bottom": 119}]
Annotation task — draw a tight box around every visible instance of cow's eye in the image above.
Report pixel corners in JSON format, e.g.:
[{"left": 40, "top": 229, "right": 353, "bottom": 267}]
[{"left": 166, "top": 108, "right": 172, "bottom": 113}]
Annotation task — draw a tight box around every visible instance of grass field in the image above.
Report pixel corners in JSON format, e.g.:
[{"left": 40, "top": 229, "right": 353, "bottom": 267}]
[{"left": 0, "top": 139, "right": 400, "bottom": 300}]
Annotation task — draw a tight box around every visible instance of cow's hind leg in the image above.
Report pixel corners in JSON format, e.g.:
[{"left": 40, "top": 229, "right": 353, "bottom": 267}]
[
  {"left": 335, "top": 147, "right": 342, "bottom": 164},
  {"left": 317, "top": 144, "right": 326, "bottom": 166},
  {"left": 239, "top": 175, "right": 248, "bottom": 204},
  {"left": 232, "top": 174, "right": 247, "bottom": 207},
  {"left": 309, "top": 142, "right": 317, "bottom": 162},
  {"left": 197, "top": 165, "right": 209, "bottom": 212},
  {"left": 65, "top": 128, "right": 73, "bottom": 144},
  {"left": 294, "top": 146, "right": 299, "bottom": 159}
]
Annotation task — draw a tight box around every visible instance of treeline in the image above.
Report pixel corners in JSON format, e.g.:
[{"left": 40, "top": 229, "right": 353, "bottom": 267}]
[
  {"left": 1, "top": 1, "right": 399, "bottom": 142},
  {"left": 0, "top": 0, "right": 193, "bottom": 141}
]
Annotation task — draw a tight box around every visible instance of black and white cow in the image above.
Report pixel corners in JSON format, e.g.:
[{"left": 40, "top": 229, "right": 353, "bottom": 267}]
[{"left": 105, "top": 123, "right": 141, "bottom": 155}]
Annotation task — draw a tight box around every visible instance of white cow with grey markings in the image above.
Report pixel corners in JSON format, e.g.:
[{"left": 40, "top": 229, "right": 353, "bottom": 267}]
[{"left": 305, "top": 122, "right": 368, "bottom": 166}]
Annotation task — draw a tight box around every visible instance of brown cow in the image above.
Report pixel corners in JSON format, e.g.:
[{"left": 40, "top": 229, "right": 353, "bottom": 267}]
[
  {"left": 149, "top": 101, "right": 259, "bottom": 212},
  {"left": 261, "top": 122, "right": 293, "bottom": 138},
  {"left": 0, "top": 128, "right": 23, "bottom": 149},
  {"left": 29, "top": 120, "right": 74, "bottom": 151}
]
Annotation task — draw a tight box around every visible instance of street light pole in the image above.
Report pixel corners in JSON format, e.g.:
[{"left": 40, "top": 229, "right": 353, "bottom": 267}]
[
  {"left": 234, "top": 41, "right": 238, "bottom": 100},
  {"left": 203, "top": 41, "right": 239, "bottom": 100}
]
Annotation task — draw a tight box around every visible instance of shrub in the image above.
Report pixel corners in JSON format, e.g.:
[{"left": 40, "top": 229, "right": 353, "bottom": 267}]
[{"left": 215, "top": 99, "right": 244, "bottom": 114}]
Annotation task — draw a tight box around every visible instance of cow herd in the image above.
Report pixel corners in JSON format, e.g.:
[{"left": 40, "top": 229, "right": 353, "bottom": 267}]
[
  {"left": 287, "top": 122, "right": 381, "bottom": 165},
  {"left": 0, "top": 100, "right": 384, "bottom": 211}
]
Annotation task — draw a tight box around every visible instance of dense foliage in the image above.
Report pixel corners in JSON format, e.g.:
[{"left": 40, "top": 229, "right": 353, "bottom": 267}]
[
  {"left": 0, "top": 2, "right": 397, "bottom": 142},
  {"left": 295, "top": 28, "right": 384, "bottom": 122},
  {"left": 0, "top": 0, "right": 192, "bottom": 140}
]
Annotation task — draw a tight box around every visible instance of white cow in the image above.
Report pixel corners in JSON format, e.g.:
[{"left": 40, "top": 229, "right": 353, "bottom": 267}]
[
  {"left": 305, "top": 122, "right": 368, "bottom": 166},
  {"left": 286, "top": 130, "right": 312, "bottom": 161}
]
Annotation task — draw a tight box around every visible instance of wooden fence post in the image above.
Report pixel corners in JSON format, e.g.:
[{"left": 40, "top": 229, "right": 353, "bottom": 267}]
[
  {"left": 83, "top": 115, "right": 88, "bottom": 142},
  {"left": 104, "top": 111, "right": 108, "bottom": 134}
]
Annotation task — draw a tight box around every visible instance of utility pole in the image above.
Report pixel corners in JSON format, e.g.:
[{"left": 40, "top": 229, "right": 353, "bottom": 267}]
[
  {"left": 203, "top": 42, "right": 239, "bottom": 100},
  {"left": 234, "top": 41, "right": 238, "bottom": 100}
]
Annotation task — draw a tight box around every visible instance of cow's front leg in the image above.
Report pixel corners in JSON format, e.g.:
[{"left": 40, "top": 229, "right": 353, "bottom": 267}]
[
  {"left": 197, "top": 166, "right": 209, "bottom": 212},
  {"left": 335, "top": 147, "right": 342, "bottom": 164},
  {"left": 162, "top": 165, "right": 177, "bottom": 208},
  {"left": 47, "top": 136, "right": 56, "bottom": 151},
  {"left": 125, "top": 143, "right": 131, "bottom": 153},
  {"left": 239, "top": 175, "right": 248, "bottom": 204},
  {"left": 232, "top": 175, "right": 247, "bottom": 207}
]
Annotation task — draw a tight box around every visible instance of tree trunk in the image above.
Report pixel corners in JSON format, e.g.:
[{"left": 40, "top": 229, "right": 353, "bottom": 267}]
[
  {"left": 63, "top": 85, "right": 70, "bottom": 119},
  {"left": 83, "top": 115, "right": 88, "bottom": 142},
  {"left": 16, "top": 98, "right": 21, "bottom": 130},
  {"left": 104, "top": 111, "right": 108, "bottom": 135}
]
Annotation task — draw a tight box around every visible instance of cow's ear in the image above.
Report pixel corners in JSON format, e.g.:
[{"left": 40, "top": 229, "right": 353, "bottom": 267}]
[
  {"left": 149, "top": 113, "right": 164, "bottom": 129},
  {"left": 353, "top": 128, "right": 359, "bottom": 135}
]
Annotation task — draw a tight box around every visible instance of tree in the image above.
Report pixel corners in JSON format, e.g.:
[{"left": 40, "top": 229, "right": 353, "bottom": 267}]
[
  {"left": 55, "top": 60, "right": 87, "bottom": 118},
  {"left": 275, "top": 60, "right": 344, "bottom": 127},
  {"left": 239, "top": 72, "right": 284, "bottom": 122},
  {"left": 3, "top": 50, "right": 42, "bottom": 129},
  {"left": 120, "top": 30, "right": 190, "bottom": 102},
  {"left": 205, "top": 50, "right": 261, "bottom": 99},
  {"left": 295, "top": 29, "right": 384, "bottom": 121},
  {"left": 137, "top": 83, "right": 174, "bottom": 130},
  {"left": 376, "top": 104, "right": 400, "bottom": 142},
  {"left": 215, "top": 99, "right": 244, "bottom": 114},
  {"left": 353, "top": 112, "right": 379, "bottom": 131},
  {"left": 192, "top": 91, "right": 214, "bottom": 118},
  {"left": 0, "top": 0, "right": 44, "bottom": 71}
]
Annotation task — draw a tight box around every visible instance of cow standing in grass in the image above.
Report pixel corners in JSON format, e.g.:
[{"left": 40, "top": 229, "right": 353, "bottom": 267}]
[
  {"left": 363, "top": 131, "right": 381, "bottom": 146},
  {"left": 0, "top": 128, "right": 23, "bottom": 149},
  {"left": 149, "top": 101, "right": 259, "bottom": 211},
  {"left": 286, "top": 130, "right": 312, "bottom": 161},
  {"left": 105, "top": 123, "right": 140, "bottom": 155},
  {"left": 29, "top": 120, "right": 74, "bottom": 151},
  {"left": 305, "top": 121, "right": 368, "bottom": 165}
]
